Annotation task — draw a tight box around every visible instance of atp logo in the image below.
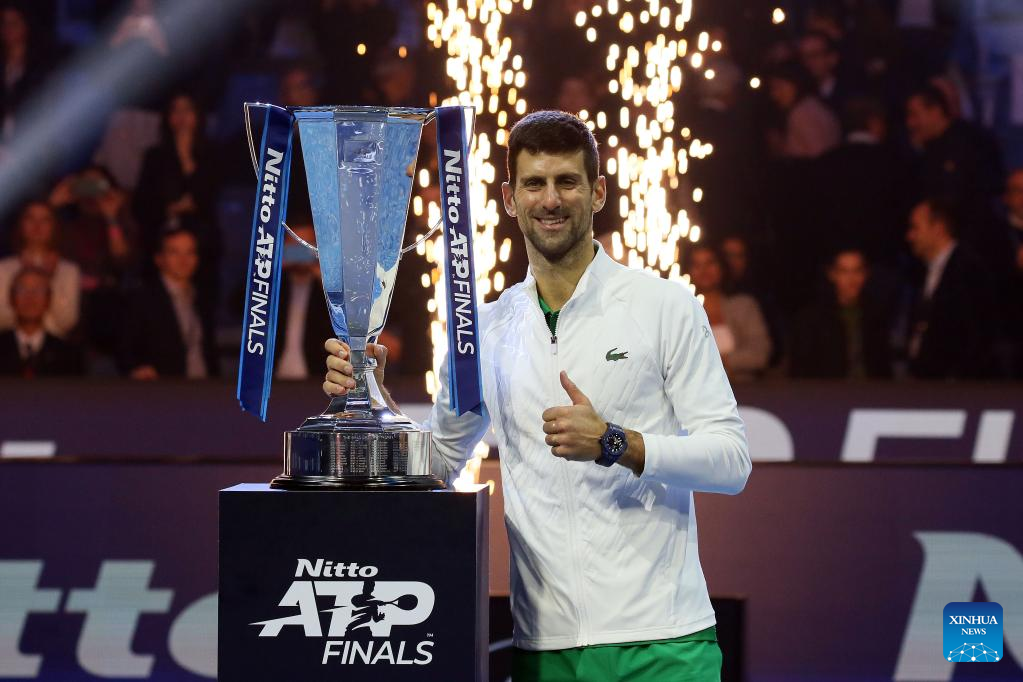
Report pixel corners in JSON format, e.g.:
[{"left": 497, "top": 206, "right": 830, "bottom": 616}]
[
  {"left": 250, "top": 559, "right": 436, "bottom": 666},
  {"left": 943, "top": 602, "right": 1003, "bottom": 663}
]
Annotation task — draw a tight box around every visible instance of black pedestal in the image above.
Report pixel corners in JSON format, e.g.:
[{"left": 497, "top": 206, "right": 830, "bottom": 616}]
[{"left": 219, "top": 484, "right": 489, "bottom": 681}]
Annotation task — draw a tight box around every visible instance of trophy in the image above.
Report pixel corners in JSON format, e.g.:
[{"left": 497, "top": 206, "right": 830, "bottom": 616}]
[{"left": 241, "top": 104, "right": 466, "bottom": 491}]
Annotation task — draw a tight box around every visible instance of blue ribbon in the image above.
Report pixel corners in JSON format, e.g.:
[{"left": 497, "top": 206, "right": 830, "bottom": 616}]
[
  {"left": 436, "top": 106, "right": 483, "bottom": 416},
  {"left": 237, "top": 104, "right": 294, "bottom": 421}
]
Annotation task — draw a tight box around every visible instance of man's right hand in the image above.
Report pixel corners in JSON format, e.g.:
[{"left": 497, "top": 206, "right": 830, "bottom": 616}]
[
  {"left": 324, "top": 339, "right": 390, "bottom": 397},
  {"left": 324, "top": 339, "right": 356, "bottom": 396}
]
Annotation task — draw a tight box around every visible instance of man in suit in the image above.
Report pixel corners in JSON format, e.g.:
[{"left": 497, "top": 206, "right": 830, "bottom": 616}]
[
  {"left": 905, "top": 198, "right": 997, "bottom": 380},
  {"left": 120, "top": 228, "right": 218, "bottom": 379},
  {"left": 0, "top": 266, "right": 82, "bottom": 377}
]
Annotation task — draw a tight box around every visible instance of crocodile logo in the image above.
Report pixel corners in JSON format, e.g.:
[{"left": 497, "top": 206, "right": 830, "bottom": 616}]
[{"left": 605, "top": 347, "right": 628, "bottom": 362}]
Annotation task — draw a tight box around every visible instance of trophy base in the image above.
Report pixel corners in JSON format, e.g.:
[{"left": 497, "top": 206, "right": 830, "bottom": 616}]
[
  {"left": 277, "top": 391, "right": 443, "bottom": 491},
  {"left": 270, "top": 474, "right": 445, "bottom": 491}
]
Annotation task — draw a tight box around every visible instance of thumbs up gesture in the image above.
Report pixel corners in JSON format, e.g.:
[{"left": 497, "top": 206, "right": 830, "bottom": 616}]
[{"left": 540, "top": 371, "right": 608, "bottom": 461}]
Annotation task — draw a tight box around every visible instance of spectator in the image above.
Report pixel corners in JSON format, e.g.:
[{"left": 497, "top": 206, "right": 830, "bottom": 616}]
[
  {"left": 134, "top": 92, "right": 220, "bottom": 295},
  {"left": 0, "top": 3, "right": 50, "bottom": 152},
  {"left": 797, "top": 31, "right": 857, "bottom": 114},
  {"left": 0, "top": 200, "right": 80, "bottom": 336},
  {"left": 685, "top": 243, "right": 772, "bottom": 381},
  {"left": 50, "top": 165, "right": 137, "bottom": 354},
  {"left": 789, "top": 248, "right": 893, "bottom": 379},
  {"left": 905, "top": 84, "right": 1006, "bottom": 267},
  {"left": 721, "top": 233, "right": 783, "bottom": 366},
  {"left": 813, "top": 96, "right": 906, "bottom": 269},
  {"left": 904, "top": 198, "right": 996, "bottom": 380},
  {"left": 274, "top": 225, "right": 333, "bottom": 380},
  {"left": 120, "top": 229, "right": 217, "bottom": 379},
  {"left": 0, "top": 266, "right": 82, "bottom": 377},
  {"left": 766, "top": 61, "right": 842, "bottom": 159}
]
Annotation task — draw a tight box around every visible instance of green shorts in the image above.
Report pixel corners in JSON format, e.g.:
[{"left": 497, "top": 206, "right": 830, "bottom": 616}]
[{"left": 511, "top": 626, "right": 721, "bottom": 682}]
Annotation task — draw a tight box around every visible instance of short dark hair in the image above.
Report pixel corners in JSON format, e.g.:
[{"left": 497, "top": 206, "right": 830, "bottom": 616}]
[
  {"left": 828, "top": 244, "right": 868, "bottom": 267},
  {"left": 921, "top": 196, "right": 960, "bottom": 237},
  {"left": 9, "top": 265, "right": 51, "bottom": 304},
  {"left": 507, "top": 110, "right": 599, "bottom": 187},
  {"left": 157, "top": 227, "right": 198, "bottom": 253},
  {"left": 907, "top": 85, "right": 951, "bottom": 118}
]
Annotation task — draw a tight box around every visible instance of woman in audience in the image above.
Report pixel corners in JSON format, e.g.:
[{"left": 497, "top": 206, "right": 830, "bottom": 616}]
[
  {"left": 685, "top": 243, "right": 772, "bottom": 381},
  {"left": 0, "top": 200, "right": 80, "bottom": 337},
  {"left": 766, "top": 61, "right": 841, "bottom": 159},
  {"left": 134, "top": 92, "right": 220, "bottom": 294}
]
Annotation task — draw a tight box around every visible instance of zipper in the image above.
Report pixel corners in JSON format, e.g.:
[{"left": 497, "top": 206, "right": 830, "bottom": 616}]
[{"left": 547, "top": 309, "right": 589, "bottom": 645}]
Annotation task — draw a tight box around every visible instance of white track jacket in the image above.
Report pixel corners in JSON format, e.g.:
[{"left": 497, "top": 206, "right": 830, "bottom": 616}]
[{"left": 425, "top": 243, "right": 751, "bottom": 651}]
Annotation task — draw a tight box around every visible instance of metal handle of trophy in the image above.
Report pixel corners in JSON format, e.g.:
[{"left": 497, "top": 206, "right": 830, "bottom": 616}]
[{"left": 243, "top": 101, "right": 318, "bottom": 255}]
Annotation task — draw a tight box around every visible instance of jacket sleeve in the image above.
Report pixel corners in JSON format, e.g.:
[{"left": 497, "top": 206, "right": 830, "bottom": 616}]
[
  {"left": 639, "top": 291, "right": 752, "bottom": 494},
  {"left": 421, "top": 350, "right": 491, "bottom": 485}
]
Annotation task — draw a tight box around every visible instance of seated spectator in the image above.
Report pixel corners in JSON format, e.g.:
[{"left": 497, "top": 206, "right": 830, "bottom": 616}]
[
  {"left": 721, "top": 233, "right": 783, "bottom": 366},
  {"left": 789, "top": 248, "right": 892, "bottom": 379},
  {"left": 134, "top": 92, "right": 220, "bottom": 295},
  {"left": 120, "top": 229, "right": 217, "bottom": 379},
  {"left": 0, "top": 266, "right": 82, "bottom": 377},
  {"left": 766, "top": 61, "right": 841, "bottom": 159},
  {"left": 685, "top": 243, "right": 771, "bottom": 381},
  {"left": 904, "top": 198, "right": 997, "bottom": 380},
  {"left": 0, "top": 200, "right": 80, "bottom": 336},
  {"left": 49, "top": 165, "right": 138, "bottom": 354},
  {"left": 274, "top": 225, "right": 333, "bottom": 380},
  {"left": 797, "top": 31, "right": 859, "bottom": 114}
]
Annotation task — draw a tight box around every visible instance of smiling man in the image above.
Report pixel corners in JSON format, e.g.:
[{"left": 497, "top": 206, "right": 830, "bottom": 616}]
[{"left": 325, "top": 110, "right": 750, "bottom": 681}]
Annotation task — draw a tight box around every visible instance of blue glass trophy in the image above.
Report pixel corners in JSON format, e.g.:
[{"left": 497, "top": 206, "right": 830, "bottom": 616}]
[{"left": 243, "top": 104, "right": 443, "bottom": 490}]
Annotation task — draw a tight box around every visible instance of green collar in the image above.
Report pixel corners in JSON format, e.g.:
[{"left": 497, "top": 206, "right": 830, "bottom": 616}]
[{"left": 538, "top": 294, "right": 560, "bottom": 336}]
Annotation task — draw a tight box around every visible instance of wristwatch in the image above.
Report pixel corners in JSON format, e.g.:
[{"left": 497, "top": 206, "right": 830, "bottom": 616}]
[{"left": 596, "top": 422, "right": 628, "bottom": 467}]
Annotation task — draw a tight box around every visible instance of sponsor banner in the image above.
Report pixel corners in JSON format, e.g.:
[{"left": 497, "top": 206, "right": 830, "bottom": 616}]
[
  {"left": 1, "top": 382, "right": 1020, "bottom": 461},
  {"left": 0, "top": 460, "right": 1020, "bottom": 680}
]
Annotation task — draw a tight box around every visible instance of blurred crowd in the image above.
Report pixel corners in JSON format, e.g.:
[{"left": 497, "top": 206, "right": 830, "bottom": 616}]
[{"left": 0, "top": 0, "right": 1021, "bottom": 384}]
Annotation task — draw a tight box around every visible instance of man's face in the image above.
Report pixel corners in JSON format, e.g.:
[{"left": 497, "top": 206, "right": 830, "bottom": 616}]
[
  {"left": 156, "top": 232, "right": 199, "bottom": 282},
  {"left": 828, "top": 251, "right": 867, "bottom": 302},
  {"left": 906, "top": 203, "right": 940, "bottom": 260},
  {"left": 798, "top": 35, "right": 838, "bottom": 82},
  {"left": 11, "top": 272, "right": 50, "bottom": 324},
  {"left": 1004, "top": 171, "right": 1023, "bottom": 218},
  {"left": 20, "top": 204, "right": 56, "bottom": 248},
  {"left": 502, "top": 149, "right": 605, "bottom": 263},
  {"left": 905, "top": 96, "right": 947, "bottom": 146}
]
